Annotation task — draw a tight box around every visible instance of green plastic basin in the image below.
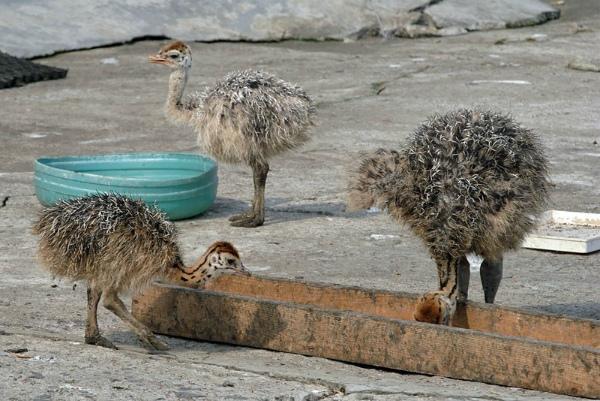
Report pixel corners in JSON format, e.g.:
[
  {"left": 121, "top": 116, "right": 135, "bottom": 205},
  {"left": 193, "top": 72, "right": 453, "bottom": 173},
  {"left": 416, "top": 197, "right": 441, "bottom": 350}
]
[{"left": 34, "top": 153, "right": 218, "bottom": 220}]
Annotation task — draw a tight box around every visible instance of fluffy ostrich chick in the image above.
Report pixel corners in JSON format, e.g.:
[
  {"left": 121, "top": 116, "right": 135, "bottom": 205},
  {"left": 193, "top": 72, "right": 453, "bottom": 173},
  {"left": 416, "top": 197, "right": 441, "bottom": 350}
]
[
  {"left": 33, "top": 194, "right": 249, "bottom": 350},
  {"left": 149, "top": 41, "right": 316, "bottom": 227},
  {"left": 348, "top": 109, "right": 549, "bottom": 325}
]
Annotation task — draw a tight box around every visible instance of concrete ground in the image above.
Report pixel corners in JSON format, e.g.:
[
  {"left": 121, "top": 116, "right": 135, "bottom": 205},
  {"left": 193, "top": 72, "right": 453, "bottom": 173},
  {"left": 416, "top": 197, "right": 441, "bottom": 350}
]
[{"left": 1, "top": 1, "right": 599, "bottom": 400}]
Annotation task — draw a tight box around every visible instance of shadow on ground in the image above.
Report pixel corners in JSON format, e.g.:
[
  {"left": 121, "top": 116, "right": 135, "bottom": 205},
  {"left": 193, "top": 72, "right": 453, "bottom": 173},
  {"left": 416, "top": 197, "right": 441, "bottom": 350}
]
[{"left": 198, "top": 196, "right": 359, "bottom": 225}]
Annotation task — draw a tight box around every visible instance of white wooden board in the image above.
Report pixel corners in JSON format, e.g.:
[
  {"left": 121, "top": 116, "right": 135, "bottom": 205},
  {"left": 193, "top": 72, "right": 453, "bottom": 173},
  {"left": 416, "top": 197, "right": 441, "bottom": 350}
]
[{"left": 522, "top": 210, "right": 600, "bottom": 254}]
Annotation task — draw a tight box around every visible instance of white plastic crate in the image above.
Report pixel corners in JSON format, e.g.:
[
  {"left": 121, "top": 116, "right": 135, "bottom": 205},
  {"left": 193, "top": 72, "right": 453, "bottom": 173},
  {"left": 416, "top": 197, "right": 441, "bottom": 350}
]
[{"left": 522, "top": 210, "right": 600, "bottom": 254}]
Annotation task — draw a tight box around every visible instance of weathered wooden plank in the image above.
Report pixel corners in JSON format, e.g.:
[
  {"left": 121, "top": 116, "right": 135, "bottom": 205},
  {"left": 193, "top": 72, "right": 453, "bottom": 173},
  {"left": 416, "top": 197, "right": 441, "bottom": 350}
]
[
  {"left": 204, "top": 275, "right": 599, "bottom": 349},
  {"left": 133, "top": 284, "right": 600, "bottom": 398}
]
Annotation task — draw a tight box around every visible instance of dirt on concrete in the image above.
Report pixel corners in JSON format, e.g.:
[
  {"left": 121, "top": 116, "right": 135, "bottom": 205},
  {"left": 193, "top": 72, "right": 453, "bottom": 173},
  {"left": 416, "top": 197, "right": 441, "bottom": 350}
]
[{"left": 0, "top": 1, "right": 598, "bottom": 400}]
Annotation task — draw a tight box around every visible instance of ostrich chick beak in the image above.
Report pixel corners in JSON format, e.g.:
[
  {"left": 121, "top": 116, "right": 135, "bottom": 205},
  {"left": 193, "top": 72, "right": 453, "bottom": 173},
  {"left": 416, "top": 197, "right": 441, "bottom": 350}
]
[
  {"left": 148, "top": 54, "right": 168, "bottom": 65},
  {"left": 234, "top": 263, "right": 251, "bottom": 277}
]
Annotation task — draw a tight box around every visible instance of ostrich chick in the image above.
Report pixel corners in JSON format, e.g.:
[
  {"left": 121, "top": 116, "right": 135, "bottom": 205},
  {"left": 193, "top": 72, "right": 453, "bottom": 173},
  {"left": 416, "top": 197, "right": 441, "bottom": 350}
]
[
  {"left": 33, "top": 194, "right": 249, "bottom": 350},
  {"left": 348, "top": 109, "right": 549, "bottom": 325},
  {"left": 149, "top": 41, "right": 316, "bottom": 227}
]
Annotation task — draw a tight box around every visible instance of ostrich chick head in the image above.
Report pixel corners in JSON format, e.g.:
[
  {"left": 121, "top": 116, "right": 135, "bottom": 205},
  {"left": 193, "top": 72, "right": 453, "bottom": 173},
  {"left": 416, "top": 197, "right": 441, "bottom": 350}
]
[
  {"left": 148, "top": 41, "right": 192, "bottom": 70},
  {"left": 170, "top": 241, "right": 250, "bottom": 288},
  {"left": 202, "top": 241, "right": 250, "bottom": 279},
  {"left": 414, "top": 291, "right": 456, "bottom": 325}
]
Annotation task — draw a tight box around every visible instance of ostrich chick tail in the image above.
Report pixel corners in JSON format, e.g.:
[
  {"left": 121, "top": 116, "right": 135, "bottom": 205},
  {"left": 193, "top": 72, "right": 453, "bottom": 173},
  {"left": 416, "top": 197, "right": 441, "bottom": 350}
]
[{"left": 347, "top": 148, "right": 404, "bottom": 212}]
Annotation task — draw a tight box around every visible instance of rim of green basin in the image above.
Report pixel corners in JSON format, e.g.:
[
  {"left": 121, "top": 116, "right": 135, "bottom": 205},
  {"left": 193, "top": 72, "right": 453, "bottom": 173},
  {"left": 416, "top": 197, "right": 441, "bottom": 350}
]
[{"left": 34, "top": 153, "right": 218, "bottom": 188}]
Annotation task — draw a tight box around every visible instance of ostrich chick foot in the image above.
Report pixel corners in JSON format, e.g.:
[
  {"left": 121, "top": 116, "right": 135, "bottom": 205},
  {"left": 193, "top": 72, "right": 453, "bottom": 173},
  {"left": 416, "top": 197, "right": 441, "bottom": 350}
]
[
  {"left": 230, "top": 213, "right": 264, "bottom": 228},
  {"left": 85, "top": 334, "right": 117, "bottom": 349},
  {"left": 228, "top": 208, "right": 254, "bottom": 222},
  {"left": 139, "top": 334, "right": 169, "bottom": 351}
]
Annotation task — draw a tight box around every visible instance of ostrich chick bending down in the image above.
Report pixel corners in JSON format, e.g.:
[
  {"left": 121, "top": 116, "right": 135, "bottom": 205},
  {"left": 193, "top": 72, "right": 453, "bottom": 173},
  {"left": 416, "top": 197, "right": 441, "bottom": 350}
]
[
  {"left": 348, "top": 109, "right": 549, "bottom": 325},
  {"left": 33, "top": 194, "right": 249, "bottom": 350},
  {"left": 149, "top": 41, "right": 316, "bottom": 227}
]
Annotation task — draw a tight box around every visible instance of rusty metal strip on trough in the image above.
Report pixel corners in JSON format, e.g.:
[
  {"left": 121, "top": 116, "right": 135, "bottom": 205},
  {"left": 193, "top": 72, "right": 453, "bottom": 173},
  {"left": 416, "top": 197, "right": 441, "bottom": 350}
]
[{"left": 133, "top": 281, "right": 599, "bottom": 398}]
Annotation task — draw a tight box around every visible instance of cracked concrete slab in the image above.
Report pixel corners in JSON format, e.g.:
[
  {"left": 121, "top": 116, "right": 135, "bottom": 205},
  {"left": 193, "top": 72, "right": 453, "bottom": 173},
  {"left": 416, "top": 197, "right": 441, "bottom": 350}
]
[
  {"left": 0, "top": 1, "right": 598, "bottom": 399},
  {"left": 1, "top": 0, "right": 559, "bottom": 58},
  {"left": 0, "top": 333, "right": 333, "bottom": 401}
]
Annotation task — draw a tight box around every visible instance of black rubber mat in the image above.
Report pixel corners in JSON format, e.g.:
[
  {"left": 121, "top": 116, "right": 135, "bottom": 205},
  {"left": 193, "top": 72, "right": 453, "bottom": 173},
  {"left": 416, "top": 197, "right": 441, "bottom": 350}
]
[{"left": 0, "top": 52, "right": 67, "bottom": 89}]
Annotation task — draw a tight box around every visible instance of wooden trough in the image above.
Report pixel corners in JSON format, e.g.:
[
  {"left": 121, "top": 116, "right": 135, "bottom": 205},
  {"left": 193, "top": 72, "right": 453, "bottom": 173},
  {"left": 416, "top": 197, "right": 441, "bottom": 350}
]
[{"left": 132, "top": 275, "right": 600, "bottom": 398}]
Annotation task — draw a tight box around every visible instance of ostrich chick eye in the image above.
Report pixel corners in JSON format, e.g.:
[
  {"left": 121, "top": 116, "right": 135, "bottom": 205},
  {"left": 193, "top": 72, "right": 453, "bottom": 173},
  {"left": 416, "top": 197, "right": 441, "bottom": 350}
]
[
  {"left": 169, "top": 54, "right": 179, "bottom": 59},
  {"left": 227, "top": 259, "right": 235, "bottom": 265}
]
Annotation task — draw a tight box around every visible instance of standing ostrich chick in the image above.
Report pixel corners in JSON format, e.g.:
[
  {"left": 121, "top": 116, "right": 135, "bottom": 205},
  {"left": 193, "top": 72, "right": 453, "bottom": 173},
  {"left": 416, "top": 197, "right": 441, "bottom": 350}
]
[
  {"left": 149, "top": 41, "right": 316, "bottom": 227},
  {"left": 33, "top": 194, "right": 249, "bottom": 350},
  {"left": 348, "top": 109, "right": 549, "bottom": 325}
]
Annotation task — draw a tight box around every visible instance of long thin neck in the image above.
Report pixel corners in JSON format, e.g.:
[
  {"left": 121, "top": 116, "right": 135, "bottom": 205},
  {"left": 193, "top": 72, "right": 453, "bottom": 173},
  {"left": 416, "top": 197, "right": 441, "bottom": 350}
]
[
  {"left": 166, "top": 249, "right": 212, "bottom": 286},
  {"left": 166, "top": 67, "right": 192, "bottom": 123}
]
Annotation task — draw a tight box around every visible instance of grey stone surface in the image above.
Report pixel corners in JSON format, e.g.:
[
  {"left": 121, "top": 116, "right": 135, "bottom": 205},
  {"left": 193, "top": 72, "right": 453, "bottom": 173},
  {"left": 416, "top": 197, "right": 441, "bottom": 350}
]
[
  {"left": 1, "top": 0, "right": 559, "bottom": 58},
  {"left": 425, "top": 0, "right": 560, "bottom": 31},
  {"left": 1, "top": 334, "right": 332, "bottom": 401},
  {"left": 0, "top": 1, "right": 598, "bottom": 399},
  {"left": 1, "top": 0, "right": 428, "bottom": 58}
]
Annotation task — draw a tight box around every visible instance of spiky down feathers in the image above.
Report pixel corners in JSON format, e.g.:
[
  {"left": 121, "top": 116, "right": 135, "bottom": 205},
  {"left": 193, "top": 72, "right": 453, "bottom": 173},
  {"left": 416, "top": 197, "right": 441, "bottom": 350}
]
[
  {"left": 33, "top": 194, "right": 181, "bottom": 292},
  {"left": 349, "top": 109, "right": 549, "bottom": 260},
  {"left": 191, "top": 70, "right": 315, "bottom": 164}
]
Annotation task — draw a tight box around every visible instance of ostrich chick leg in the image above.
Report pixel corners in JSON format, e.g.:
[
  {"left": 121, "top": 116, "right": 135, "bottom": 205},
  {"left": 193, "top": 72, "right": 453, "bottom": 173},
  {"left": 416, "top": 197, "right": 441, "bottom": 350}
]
[
  {"left": 102, "top": 289, "right": 169, "bottom": 351},
  {"left": 457, "top": 256, "right": 470, "bottom": 303},
  {"left": 231, "top": 161, "right": 269, "bottom": 228},
  {"left": 480, "top": 257, "right": 503, "bottom": 303},
  {"left": 84, "top": 285, "right": 116, "bottom": 349}
]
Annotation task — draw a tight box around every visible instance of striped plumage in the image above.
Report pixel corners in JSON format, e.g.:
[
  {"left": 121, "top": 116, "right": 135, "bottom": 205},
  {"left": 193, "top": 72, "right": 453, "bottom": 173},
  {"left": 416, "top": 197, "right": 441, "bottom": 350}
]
[
  {"left": 149, "top": 41, "right": 315, "bottom": 227},
  {"left": 349, "top": 109, "right": 549, "bottom": 324},
  {"left": 33, "top": 193, "right": 247, "bottom": 350}
]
